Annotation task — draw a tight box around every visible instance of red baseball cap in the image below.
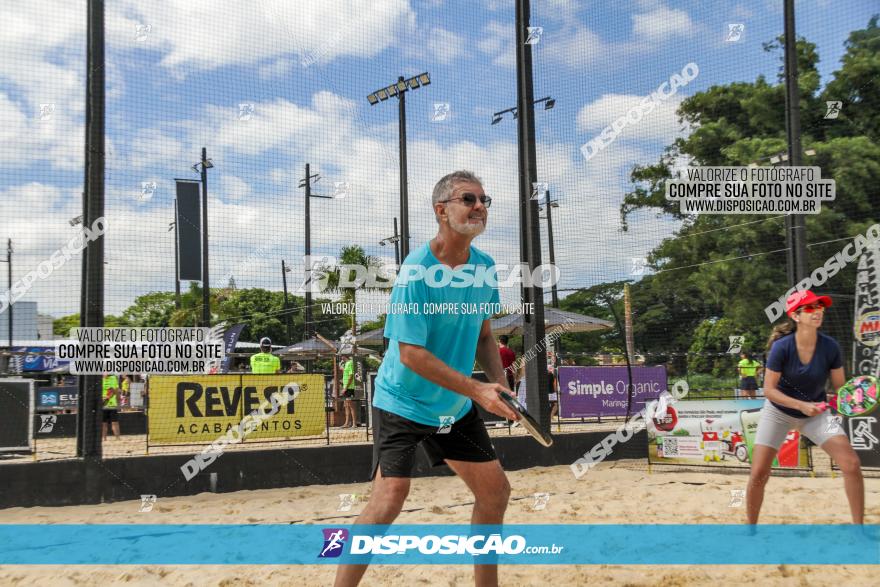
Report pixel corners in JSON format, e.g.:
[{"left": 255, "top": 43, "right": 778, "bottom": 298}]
[{"left": 785, "top": 290, "right": 832, "bottom": 315}]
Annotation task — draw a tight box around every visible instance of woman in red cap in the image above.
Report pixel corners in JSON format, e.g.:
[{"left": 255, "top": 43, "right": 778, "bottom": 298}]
[{"left": 746, "top": 290, "right": 864, "bottom": 524}]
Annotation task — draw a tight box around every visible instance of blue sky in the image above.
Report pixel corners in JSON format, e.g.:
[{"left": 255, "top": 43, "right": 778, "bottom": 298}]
[{"left": 0, "top": 0, "right": 877, "bottom": 321}]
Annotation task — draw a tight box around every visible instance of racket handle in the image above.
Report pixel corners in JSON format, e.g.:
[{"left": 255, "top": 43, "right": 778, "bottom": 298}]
[{"left": 816, "top": 402, "right": 828, "bottom": 412}]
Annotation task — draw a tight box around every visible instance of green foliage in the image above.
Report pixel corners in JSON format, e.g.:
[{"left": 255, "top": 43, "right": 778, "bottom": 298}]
[
  {"left": 53, "top": 313, "right": 125, "bottom": 335},
  {"left": 120, "top": 291, "right": 177, "bottom": 327},
  {"left": 317, "top": 244, "right": 385, "bottom": 333},
  {"left": 54, "top": 283, "right": 348, "bottom": 346},
  {"left": 687, "top": 318, "right": 763, "bottom": 376},
  {"left": 615, "top": 20, "right": 880, "bottom": 362}
]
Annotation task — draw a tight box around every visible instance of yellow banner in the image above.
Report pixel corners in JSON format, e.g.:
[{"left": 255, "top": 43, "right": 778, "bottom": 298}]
[{"left": 148, "top": 374, "right": 325, "bottom": 444}]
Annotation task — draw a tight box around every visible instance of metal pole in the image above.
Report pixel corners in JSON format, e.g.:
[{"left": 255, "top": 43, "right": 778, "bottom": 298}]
[
  {"left": 6, "top": 239, "right": 12, "bottom": 347},
  {"left": 80, "top": 0, "right": 105, "bottom": 460},
  {"left": 397, "top": 79, "right": 410, "bottom": 261},
  {"left": 304, "top": 163, "right": 313, "bottom": 340},
  {"left": 515, "top": 0, "right": 550, "bottom": 432},
  {"left": 783, "top": 0, "right": 808, "bottom": 283},
  {"left": 544, "top": 192, "right": 558, "bottom": 308},
  {"left": 281, "top": 260, "right": 292, "bottom": 343},
  {"left": 200, "top": 147, "right": 210, "bottom": 326},
  {"left": 173, "top": 200, "right": 181, "bottom": 308},
  {"left": 393, "top": 217, "right": 400, "bottom": 267}
]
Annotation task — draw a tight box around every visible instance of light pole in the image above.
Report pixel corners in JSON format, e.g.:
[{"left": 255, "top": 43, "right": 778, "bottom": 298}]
[
  {"left": 281, "top": 260, "right": 293, "bottom": 343},
  {"left": 192, "top": 148, "right": 213, "bottom": 326},
  {"left": 515, "top": 0, "right": 550, "bottom": 432},
  {"left": 379, "top": 217, "right": 401, "bottom": 267},
  {"left": 783, "top": 0, "right": 808, "bottom": 286},
  {"left": 299, "top": 163, "right": 333, "bottom": 341},
  {"left": 1, "top": 238, "right": 11, "bottom": 346},
  {"left": 538, "top": 191, "right": 559, "bottom": 308},
  {"left": 491, "top": 96, "right": 555, "bottom": 125},
  {"left": 367, "top": 72, "right": 431, "bottom": 261},
  {"left": 750, "top": 148, "right": 816, "bottom": 286},
  {"left": 168, "top": 212, "right": 180, "bottom": 308}
]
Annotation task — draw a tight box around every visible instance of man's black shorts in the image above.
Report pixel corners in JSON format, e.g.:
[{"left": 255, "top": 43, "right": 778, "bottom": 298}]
[
  {"left": 342, "top": 389, "right": 356, "bottom": 399},
  {"left": 739, "top": 376, "right": 758, "bottom": 391},
  {"left": 102, "top": 409, "right": 118, "bottom": 423},
  {"left": 371, "top": 404, "right": 497, "bottom": 479}
]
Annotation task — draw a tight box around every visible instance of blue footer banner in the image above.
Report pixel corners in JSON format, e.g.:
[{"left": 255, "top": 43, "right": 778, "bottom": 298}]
[{"left": 1, "top": 525, "right": 878, "bottom": 565}]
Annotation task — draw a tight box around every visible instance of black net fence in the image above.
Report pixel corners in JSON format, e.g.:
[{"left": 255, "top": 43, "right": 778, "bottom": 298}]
[{"left": 0, "top": 1, "right": 877, "bottom": 472}]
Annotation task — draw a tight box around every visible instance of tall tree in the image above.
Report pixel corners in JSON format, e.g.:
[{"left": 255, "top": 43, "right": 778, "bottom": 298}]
[{"left": 616, "top": 21, "right": 880, "bottom": 363}]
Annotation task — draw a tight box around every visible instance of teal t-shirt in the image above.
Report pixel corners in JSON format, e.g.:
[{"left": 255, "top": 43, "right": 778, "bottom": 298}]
[{"left": 374, "top": 242, "right": 501, "bottom": 426}]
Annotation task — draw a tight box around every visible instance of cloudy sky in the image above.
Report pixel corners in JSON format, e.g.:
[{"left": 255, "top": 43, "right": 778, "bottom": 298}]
[{"left": 0, "top": 0, "right": 875, "bottom": 322}]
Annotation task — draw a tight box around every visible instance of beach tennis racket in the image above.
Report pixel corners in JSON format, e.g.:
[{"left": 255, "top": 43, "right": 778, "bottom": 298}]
[
  {"left": 817, "top": 375, "right": 878, "bottom": 417},
  {"left": 498, "top": 390, "right": 553, "bottom": 447}
]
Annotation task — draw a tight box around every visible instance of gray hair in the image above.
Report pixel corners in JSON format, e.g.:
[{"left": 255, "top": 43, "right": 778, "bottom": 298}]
[{"left": 431, "top": 171, "right": 483, "bottom": 223}]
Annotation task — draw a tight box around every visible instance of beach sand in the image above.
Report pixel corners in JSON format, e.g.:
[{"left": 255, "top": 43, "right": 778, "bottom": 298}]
[{"left": 1, "top": 460, "right": 878, "bottom": 586}]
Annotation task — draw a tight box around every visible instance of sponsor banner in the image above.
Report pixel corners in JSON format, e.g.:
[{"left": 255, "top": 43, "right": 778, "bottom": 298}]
[
  {"left": 175, "top": 181, "right": 202, "bottom": 282},
  {"left": 557, "top": 366, "right": 667, "bottom": 417},
  {"left": 0, "top": 524, "right": 877, "bottom": 565},
  {"left": 855, "top": 311, "right": 880, "bottom": 347},
  {"left": 9, "top": 347, "right": 70, "bottom": 372},
  {"left": 147, "top": 374, "right": 325, "bottom": 445},
  {"left": 219, "top": 323, "right": 246, "bottom": 374},
  {"left": 647, "top": 399, "right": 809, "bottom": 469},
  {"left": 840, "top": 415, "right": 880, "bottom": 468},
  {"left": 853, "top": 242, "right": 880, "bottom": 375},
  {"left": 35, "top": 386, "right": 79, "bottom": 410}
]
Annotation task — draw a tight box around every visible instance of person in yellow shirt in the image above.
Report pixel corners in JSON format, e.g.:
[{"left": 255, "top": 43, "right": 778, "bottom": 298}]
[
  {"left": 340, "top": 353, "right": 359, "bottom": 428},
  {"left": 737, "top": 352, "right": 763, "bottom": 399},
  {"left": 250, "top": 337, "right": 281, "bottom": 374},
  {"left": 101, "top": 372, "right": 121, "bottom": 440}
]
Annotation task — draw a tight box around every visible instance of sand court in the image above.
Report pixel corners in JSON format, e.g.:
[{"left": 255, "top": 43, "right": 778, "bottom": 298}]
[{"left": 1, "top": 461, "right": 878, "bottom": 586}]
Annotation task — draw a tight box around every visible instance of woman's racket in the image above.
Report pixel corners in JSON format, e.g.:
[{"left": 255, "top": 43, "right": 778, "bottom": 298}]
[
  {"left": 498, "top": 390, "right": 553, "bottom": 447},
  {"left": 817, "top": 375, "right": 878, "bottom": 417}
]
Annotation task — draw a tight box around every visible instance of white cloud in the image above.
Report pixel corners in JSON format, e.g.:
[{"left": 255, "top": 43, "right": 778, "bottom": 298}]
[
  {"left": 218, "top": 175, "right": 252, "bottom": 202},
  {"left": 108, "top": 0, "right": 415, "bottom": 74},
  {"left": 478, "top": 4, "right": 697, "bottom": 71},
  {"left": 576, "top": 92, "right": 689, "bottom": 142},
  {"left": 478, "top": 21, "right": 516, "bottom": 69},
  {"left": 0, "top": 91, "right": 84, "bottom": 171},
  {"left": 541, "top": 26, "right": 609, "bottom": 69},
  {"left": 427, "top": 27, "right": 466, "bottom": 65},
  {"left": 631, "top": 6, "right": 695, "bottom": 42},
  {"left": 128, "top": 129, "right": 189, "bottom": 170}
]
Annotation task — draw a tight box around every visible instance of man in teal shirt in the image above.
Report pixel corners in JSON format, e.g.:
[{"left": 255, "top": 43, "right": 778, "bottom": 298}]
[{"left": 336, "top": 171, "right": 519, "bottom": 587}]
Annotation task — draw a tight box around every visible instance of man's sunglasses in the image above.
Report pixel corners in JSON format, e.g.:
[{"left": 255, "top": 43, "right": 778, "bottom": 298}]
[
  {"left": 798, "top": 303, "right": 826, "bottom": 313},
  {"left": 439, "top": 193, "right": 492, "bottom": 208}
]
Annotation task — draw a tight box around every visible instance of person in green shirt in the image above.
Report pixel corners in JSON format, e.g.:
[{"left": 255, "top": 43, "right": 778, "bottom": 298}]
[
  {"left": 101, "top": 372, "right": 121, "bottom": 440},
  {"left": 737, "top": 352, "right": 763, "bottom": 399},
  {"left": 250, "top": 337, "right": 281, "bottom": 374},
  {"left": 340, "top": 354, "right": 358, "bottom": 428}
]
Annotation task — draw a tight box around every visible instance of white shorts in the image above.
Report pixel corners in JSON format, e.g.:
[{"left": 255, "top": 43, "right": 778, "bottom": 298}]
[{"left": 754, "top": 400, "right": 845, "bottom": 449}]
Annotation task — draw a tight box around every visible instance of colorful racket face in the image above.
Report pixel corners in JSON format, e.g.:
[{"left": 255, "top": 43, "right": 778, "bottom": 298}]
[{"left": 836, "top": 376, "right": 879, "bottom": 417}]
